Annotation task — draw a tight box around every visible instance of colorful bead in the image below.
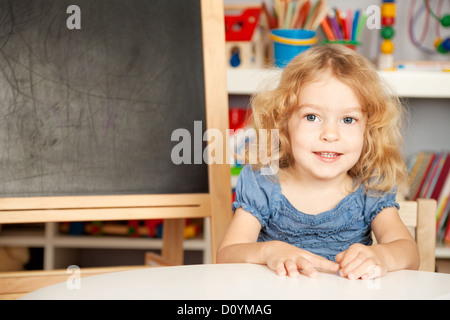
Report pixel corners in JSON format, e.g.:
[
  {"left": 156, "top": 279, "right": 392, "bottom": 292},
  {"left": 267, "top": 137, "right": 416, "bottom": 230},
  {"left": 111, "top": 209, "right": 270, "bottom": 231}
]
[
  {"left": 382, "top": 17, "right": 395, "bottom": 26},
  {"left": 381, "top": 39, "right": 394, "bottom": 54},
  {"left": 434, "top": 37, "right": 443, "bottom": 50},
  {"left": 437, "top": 43, "right": 447, "bottom": 54},
  {"left": 381, "top": 26, "right": 395, "bottom": 39},
  {"left": 441, "top": 15, "right": 450, "bottom": 27},
  {"left": 381, "top": 3, "right": 396, "bottom": 18},
  {"left": 442, "top": 38, "right": 450, "bottom": 51}
]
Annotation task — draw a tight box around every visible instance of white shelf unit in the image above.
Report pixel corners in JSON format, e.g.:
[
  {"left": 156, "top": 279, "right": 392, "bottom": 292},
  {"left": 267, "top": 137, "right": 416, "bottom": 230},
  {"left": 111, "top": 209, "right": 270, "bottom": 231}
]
[
  {"left": 227, "top": 68, "right": 450, "bottom": 98},
  {"left": 227, "top": 67, "right": 450, "bottom": 260},
  {"left": 436, "top": 243, "right": 450, "bottom": 260},
  {"left": 0, "top": 221, "right": 211, "bottom": 270}
]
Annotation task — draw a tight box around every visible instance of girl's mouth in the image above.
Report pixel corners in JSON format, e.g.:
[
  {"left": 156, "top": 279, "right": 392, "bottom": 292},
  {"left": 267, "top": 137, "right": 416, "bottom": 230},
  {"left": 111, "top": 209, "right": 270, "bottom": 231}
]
[{"left": 313, "top": 152, "right": 343, "bottom": 162}]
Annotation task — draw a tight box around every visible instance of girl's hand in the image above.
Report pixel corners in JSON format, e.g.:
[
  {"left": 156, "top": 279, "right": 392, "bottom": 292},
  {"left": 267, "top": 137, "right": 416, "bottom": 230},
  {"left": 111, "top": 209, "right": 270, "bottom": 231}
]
[
  {"left": 336, "top": 244, "right": 388, "bottom": 280},
  {"left": 265, "top": 241, "right": 340, "bottom": 278}
]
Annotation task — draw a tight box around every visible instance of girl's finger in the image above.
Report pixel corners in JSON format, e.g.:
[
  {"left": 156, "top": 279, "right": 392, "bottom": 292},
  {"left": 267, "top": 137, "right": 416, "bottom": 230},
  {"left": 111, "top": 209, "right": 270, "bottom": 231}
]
[
  {"left": 335, "top": 251, "right": 345, "bottom": 264},
  {"left": 268, "top": 259, "right": 287, "bottom": 276},
  {"left": 348, "top": 259, "right": 373, "bottom": 280},
  {"left": 311, "top": 255, "right": 340, "bottom": 273},
  {"left": 285, "top": 259, "right": 300, "bottom": 278},
  {"left": 338, "top": 246, "right": 362, "bottom": 270},
  {"left": 340, "top": 255, "right": 365, "bottom": 278},
  {"left": 296, "top": 257, "right": 319, "bottom": 278},
  {"left": 362, "top": 265, "right": 382, "bottom": 280}
]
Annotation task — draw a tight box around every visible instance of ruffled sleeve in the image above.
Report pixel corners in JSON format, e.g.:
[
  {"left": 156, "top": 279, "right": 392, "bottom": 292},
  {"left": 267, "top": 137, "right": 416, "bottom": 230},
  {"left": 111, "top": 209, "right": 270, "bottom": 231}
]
[
  {"left": 232, "top": 165, "right": 271, "bottom": 228},
  {"left": 364, "top": 188, "right": 400, "bottom": 224}
]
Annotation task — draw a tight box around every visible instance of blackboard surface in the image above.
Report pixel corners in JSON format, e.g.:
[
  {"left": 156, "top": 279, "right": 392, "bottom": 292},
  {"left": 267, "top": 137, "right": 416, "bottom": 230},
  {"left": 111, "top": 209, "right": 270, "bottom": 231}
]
[{"left": 0, "top": 0, "right": 208, "bottom": 197}]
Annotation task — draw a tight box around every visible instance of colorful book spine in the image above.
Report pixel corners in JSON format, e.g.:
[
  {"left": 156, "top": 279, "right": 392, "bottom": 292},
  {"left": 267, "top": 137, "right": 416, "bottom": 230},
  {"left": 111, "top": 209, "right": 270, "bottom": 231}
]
[{"left": 408, "top": 152, "right": 450, "bottom": 242}]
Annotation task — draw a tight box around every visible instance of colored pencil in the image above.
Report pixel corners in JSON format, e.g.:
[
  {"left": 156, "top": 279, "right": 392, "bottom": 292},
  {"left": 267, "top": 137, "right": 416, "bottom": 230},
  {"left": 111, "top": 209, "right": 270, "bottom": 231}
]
[
  {"left": 284, "top": 0, "right": 295, "bottom": 29},
  {"left": 355, "top": 13, "right": 367, "bottom": 41},
  {"left": 347, "top": 9, "right": 353, "bottom": 41},
  {"left": 334, "top": 8, "right": 344, "bottom": 29},
  {"left": 311, "top": 3, "right": 329, "bottom": 30},
  {"left": 340, "top": 13, "right": 349, "bottom": 40},
  {"left": 290, "top": 0, "right": 307, "bottom": 29},
  {"left": 262, "top": 2, "right": 278, "bottom": 29},
  {"left": 321, "top": 18, "right": 335, "bottom": 41},
  {"left": 304, "top": 0, "right": 321, "bottom": 30},
  {"left": 351, "top": 10, "right": 360, "bottom": 41},
  {"left": 277, "top": 0, "right": 285, "bottom": 30},
  {"left": 294, "top": 0, "right": 310, "bottom": 29},
  {"left": 328, "top": 13, "right": 343, "bottom": 40}
]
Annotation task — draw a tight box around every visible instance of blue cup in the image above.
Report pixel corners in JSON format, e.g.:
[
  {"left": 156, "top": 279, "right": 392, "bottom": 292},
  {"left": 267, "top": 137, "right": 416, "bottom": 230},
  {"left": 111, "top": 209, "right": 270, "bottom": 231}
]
[{"left": 270, "top": 29, "right": 317, "bottom": 68}]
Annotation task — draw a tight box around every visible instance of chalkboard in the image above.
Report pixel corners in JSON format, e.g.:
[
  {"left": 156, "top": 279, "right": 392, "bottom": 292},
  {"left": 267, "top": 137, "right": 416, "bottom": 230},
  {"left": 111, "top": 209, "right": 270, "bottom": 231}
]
[{"left": 0, "top": 0, "right": 209, "bottom": 196}]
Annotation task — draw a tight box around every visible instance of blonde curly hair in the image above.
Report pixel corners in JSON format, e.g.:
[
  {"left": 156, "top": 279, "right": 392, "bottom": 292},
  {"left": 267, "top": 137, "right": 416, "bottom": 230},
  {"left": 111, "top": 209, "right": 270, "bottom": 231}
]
[{"left": 249, "top": 44, "right": 407, "bottom": 194}]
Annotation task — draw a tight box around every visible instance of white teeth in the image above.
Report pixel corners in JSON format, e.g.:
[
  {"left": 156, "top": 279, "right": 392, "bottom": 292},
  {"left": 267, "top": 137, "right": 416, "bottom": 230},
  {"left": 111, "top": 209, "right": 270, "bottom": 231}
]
[{"left": 319, "top": 152, "right": 339, "bottom": 158}]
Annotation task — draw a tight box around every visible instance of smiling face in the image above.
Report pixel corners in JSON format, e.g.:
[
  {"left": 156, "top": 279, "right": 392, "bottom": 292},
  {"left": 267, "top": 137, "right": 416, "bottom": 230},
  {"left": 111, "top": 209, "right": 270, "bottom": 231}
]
[{"left": 287, "top": 74, "right": 366, "bottom": 184}]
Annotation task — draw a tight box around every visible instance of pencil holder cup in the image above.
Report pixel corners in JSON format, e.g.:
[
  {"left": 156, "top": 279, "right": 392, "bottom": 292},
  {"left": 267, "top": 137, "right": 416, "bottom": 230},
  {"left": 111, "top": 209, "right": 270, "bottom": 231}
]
[{"left": 270, "top": 29, "right": 317, "bottom": 68}]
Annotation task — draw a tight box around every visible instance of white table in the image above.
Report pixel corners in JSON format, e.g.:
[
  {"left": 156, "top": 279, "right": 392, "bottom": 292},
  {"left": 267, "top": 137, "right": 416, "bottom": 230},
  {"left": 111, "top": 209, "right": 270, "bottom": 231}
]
[{"left": 21, "top": 263, "right": 450, "bottom": 300}]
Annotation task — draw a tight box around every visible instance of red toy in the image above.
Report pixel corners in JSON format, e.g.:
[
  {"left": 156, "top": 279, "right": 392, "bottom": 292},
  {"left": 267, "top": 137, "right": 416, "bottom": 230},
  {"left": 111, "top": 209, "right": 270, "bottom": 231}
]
[{"left": 225, "top": 8, "right": 262, "bottom": 42}]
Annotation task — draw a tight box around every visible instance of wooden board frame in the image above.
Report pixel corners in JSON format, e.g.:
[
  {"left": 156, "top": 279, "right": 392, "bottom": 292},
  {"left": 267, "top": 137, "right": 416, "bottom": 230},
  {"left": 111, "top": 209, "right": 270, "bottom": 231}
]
[{"left": 0, "top": 0, "right": 232, "bottom": 264}]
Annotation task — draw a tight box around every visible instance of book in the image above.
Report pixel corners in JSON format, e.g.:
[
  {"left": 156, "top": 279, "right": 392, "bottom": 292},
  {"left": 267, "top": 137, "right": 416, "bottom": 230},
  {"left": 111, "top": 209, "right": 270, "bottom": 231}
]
[
  {"left": 421, "top": 153, "right": 444, "bottom": 198},
  {"left": 408, "top": 153, "right": 423, "bottom": 198},
  {"left": 431, "top": 154, "right": 450, "bottom": 201},
  {"left": 439, "top": 196, "right": 450, "bottom": 242},
  {"left": 437, "top": 173, "right": 450, "bottom": 234},
  {"left": 414, "top": 153, "right": 436, "bottom": 200},
  {"left": 445, "top": 215, "right": 450, "bottom": 244},
  {"left": 408, "top": 152, "right": 434, "bottom": 200}
]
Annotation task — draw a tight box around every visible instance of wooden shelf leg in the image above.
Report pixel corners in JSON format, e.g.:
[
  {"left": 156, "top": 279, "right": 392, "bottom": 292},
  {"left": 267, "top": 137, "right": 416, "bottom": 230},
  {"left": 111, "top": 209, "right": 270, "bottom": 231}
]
[{"left": 161, "top": 219, "right": 185, "bottom": 265}]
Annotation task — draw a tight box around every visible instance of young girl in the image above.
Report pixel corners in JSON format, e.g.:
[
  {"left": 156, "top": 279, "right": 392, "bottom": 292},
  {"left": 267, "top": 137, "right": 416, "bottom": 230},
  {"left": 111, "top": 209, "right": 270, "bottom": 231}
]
[{"left": 217, "top": 45, "right": 419, "bottom": 280}]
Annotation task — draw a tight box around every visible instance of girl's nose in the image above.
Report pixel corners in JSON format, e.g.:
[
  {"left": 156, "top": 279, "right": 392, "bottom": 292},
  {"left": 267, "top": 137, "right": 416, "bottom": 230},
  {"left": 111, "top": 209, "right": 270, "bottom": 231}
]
[{"left": 320, "top": 121, "right": 340, "bottom": 142}]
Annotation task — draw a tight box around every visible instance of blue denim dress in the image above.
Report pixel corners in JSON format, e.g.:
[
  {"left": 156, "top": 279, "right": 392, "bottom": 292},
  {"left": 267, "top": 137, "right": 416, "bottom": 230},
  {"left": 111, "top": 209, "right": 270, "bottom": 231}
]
[{"left": 232, "top": 165, "right": 399, "bottom": 262}]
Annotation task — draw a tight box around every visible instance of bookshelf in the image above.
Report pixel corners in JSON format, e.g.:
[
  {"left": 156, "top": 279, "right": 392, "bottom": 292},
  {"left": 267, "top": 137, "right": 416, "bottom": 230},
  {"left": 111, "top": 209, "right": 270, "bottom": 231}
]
[
  {"left": 437, "top": 244, "right": 450, "bottom": 259},
  {"left": 0, "top": 221, "right": 211, "bottom": 270},
  {"left": 227, "top": 68, "right": 450, "bottom": 98},
  {"left": 226, "top": 67, "right": 450, "bottom": 260}
]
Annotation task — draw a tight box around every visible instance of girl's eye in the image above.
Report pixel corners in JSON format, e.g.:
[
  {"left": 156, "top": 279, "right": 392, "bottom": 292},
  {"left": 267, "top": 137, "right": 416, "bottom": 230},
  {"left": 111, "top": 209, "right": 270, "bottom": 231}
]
[
  {"left": 343, "top": 117, "right": 356, "bottom": 124},
  {"left": 305, "top": 114, "right": 318, "bottom": 122}
]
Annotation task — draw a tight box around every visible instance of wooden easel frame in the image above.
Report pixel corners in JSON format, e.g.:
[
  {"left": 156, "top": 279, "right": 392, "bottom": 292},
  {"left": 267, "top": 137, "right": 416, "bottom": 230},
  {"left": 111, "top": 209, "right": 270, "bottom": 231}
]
[{"left": 0, "top": 0, "right": 231, "bottom": 265}]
